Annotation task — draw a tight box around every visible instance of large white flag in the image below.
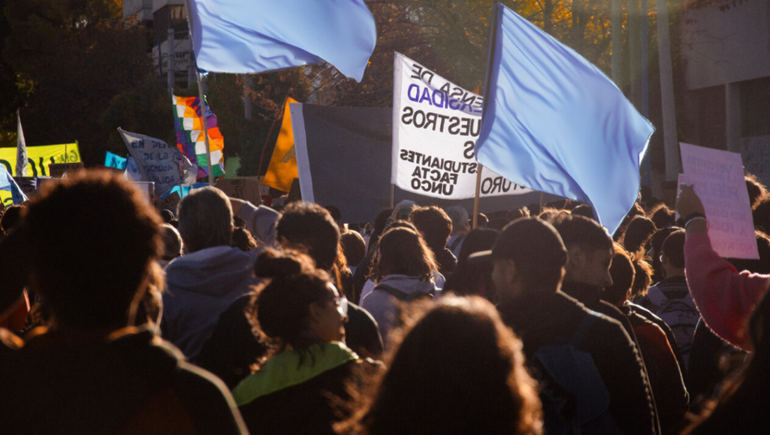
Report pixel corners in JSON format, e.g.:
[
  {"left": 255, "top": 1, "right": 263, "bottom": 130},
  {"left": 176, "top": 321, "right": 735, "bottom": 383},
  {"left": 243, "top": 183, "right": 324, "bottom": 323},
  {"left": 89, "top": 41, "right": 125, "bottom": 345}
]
[
  {"left": 391, "top": 52, "right": 531, "bottom": 200},
  {"left": 118, "top": 128, "right": 197, "bottom": 196},
  {"left": 16, "top": 110, "right": 27, "bottom": 177}
]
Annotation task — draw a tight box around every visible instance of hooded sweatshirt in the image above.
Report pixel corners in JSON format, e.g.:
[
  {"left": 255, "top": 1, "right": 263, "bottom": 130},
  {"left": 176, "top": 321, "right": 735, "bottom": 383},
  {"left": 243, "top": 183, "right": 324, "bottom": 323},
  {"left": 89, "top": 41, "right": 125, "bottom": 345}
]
[
  {"left": 162, "top": 246, "right": 262, "bottom": 360},
  {"left": 0, "top": 327, "right": 246, "bottom": 434},
  {"left": 360, "top": 274, "right": 438, "bottom": 345}
]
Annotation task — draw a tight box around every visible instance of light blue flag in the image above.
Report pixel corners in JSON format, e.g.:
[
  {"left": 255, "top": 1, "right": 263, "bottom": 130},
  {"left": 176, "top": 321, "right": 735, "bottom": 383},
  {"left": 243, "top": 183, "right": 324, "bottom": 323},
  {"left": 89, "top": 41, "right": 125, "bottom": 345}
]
[
  {"left": 476, "top": 4, "right": 654, "bottom": 235},
  {"left": 0, "top": 166, "right": 28, "bottom": 205},
  {"left": 104, "top": 151, "right": 127, "bottom": 170},
  {"left": 188, "top": 0, "right": 377, "bottom": 82}
]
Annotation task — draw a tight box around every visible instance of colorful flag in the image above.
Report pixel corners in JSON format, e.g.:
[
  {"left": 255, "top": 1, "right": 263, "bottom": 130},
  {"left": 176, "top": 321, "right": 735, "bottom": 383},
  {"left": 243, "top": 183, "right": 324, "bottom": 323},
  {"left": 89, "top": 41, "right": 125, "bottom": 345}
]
[
  {"left": 261, "top": 97, "right": 299, "bottom": 192},
  {"left": 173, "top": 95, "right": 225, "bottom": 179},
  {"left": 475, "top": 4, "right": 654, "bottom": 235},
  {"left": 187, "top": 0, "right": 376, "bottom": 82},
  {"left": 16, "top": 110, "right": 27, "bottom": 177}
]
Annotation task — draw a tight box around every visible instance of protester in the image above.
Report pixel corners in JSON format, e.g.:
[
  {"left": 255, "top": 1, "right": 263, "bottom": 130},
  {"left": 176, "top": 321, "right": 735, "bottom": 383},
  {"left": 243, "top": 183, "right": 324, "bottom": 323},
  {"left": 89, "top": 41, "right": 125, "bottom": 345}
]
[
  {"left": 445, "top": 205, "right": 470, "bottom": 258},
  {"left": 361, "top": 226, "right": 439, "bottom": 345},
  {"left": 0, "top": 171, "right": 246, "bottom": 433},
  {"left": 477, "top": 217, "right": 658, "bottom": 435},
  {"left": 622, "top": 215, "right": 657, "bottom": 254},
  {"left": 338, "top": 296, "right": 542, "bottom": 435},
  {"left": 0, "top": 204, "right": 24, "bottom": 236},
  {"left": 602, "top": 245, "right": 689, "bottom": 433},
  {"left": 443, "top": 227, "right": 500, "bottom": 302},
  {"left": 646, "top": 227, "right": 681, "bottom": 283},
  {"left": 409, "top": 205, "right": 457, "bottom": 276},
  {"left": 649, "top": 204, "right": 675, "bottom": 230},
  {"left": 161, "top": 186, "right": 279, "bottom": 361},
  {"left": 341, "top": 230, "right": 366, "bottom": 277},
  {"left": 352, "top": 208, "right": 393, "bottom": 297},
  {"left": 231, "top": 226, "right": 258, "bottom": 251},
  {"left": 676, "top": 184, "right": 770, "bottom": 349},
  {"left": 158, "top": 223, "right": 183, "bottom": 268},
  {"left": 232, "top": 249, "right": 377, "bottom": 435},
  {"left": 637, "top": 230, "right": 700, "bottom": 369}
]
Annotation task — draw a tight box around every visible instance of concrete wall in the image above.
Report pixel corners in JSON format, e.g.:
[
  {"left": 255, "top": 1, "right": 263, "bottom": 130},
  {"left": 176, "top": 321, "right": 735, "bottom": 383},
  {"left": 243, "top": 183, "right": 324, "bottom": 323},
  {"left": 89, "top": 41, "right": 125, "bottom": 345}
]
[
  {"left": 123, "top": 0, "right": 153, "bottom": 22},
  {"left": 682, "top": 2, "right": 770, "bottom": 90},
  {"left": 153, "top": 0, "right": 186, "bottom": 13}
]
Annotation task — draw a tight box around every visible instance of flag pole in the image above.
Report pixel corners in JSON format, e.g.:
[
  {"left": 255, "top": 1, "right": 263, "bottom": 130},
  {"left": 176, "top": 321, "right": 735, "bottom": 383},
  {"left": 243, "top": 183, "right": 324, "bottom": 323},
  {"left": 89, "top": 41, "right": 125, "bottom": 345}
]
[
  {"left": 183, "top": 0, "right": 215, "bottom": 186},
  {"left": 472, "top": 164, "right": 483, "bottom": 229}
]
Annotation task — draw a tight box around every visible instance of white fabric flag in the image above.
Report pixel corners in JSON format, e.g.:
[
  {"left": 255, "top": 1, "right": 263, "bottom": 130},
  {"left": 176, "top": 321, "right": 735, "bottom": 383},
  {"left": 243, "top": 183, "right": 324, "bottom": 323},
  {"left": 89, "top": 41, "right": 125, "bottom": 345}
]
[
  {"left": 119, "top": 128, "right": 196, "bottom": 195},
  {"left": 391, "top": 52, "right": 531, "bottom": 199},
  {"left": 16, "top": 110, "right": 27, "bottom": 177}
]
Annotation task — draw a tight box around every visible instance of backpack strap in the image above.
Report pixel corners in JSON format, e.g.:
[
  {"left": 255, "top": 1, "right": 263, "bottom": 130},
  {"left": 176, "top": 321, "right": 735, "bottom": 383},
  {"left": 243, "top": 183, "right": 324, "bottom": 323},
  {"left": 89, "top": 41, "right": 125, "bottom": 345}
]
[
  {"left": 449, "top": 234, "right": 465, "bottom": 251},
  {"left": 374, "top": 284, "right": 409, "bottom": 301},
  {"left": 571, "top": 312, "right": 601, "bottom": 347}
]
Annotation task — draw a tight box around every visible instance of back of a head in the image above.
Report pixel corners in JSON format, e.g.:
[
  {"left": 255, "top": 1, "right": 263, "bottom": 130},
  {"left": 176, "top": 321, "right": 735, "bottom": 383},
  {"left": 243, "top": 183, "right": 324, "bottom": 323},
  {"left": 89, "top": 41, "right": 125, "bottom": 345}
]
[
  {"left": 177, "top": 187, "right": 233, "bottom": 253},
  {"left": 571, "top": 204, "right": 594, "bottom": 221},
  {"left": 359, "top": 296, "right": 541, "bottom": 435},
  {"left": 232, "top": 226, "right": 258, "bottom": 252},
  {"left": 377, "top": 227, "right": 436, "bottom": 281},
  {"left": 602, "top": 244, "right": 635, "bottom": 306},
  {"left": 650, "top": 204, "right": 675, "bottom": 230},
  {"left": 409, "top": 206, "right": 452, "bottom": 251},
  {"left": 630, "top": 253, "right": 653, "bottom": 298},
  {"left": 277, "top": 201, "right": 340, "bottom": 271},
  {"left": 621, "top": 216, "right": 656, "bottom": 253},
  {"left": 1, "top": 205, "right": 24, "bottom": 235},
  {"left": 551, "top": 214, "right": 613, "bottom": 253},
  {"left": 457, "top": 228, "right": 500, "bottom": 265},
  {"left": 728, "top": 231, "right": 770, "bottom": 275},
  {"left": 444, "top": 206, "right": 469, "bottom": 235},
  {"left": 443, "top": 228, "right": 500, "bottom": 299},
  {"left": 324, "top": 205, "right": 342, "bottom": 227},
  {"left": 340, "top": 231, "right": 366, "bottom": 268},
  {"left": 160, "top": 223, "right": 183, "bottom": 261},
  {"left": 23, "top": 170, "right": 161, "bottom": 329},
  {"left": 251, "top": 249, "right": 333, "bottom": 351},
  {"left": 493, "top": 217, "right": 568, "bottom": 293},
  {"left": 661, "top": 230, "right": 686, "bottom": 269}
]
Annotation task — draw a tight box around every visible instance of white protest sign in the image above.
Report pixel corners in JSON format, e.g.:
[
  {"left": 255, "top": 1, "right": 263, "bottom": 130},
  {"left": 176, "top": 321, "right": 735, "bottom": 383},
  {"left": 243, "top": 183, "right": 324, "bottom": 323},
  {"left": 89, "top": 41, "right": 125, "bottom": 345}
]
[
  {"left": 680, "top": 142, "right": 758, "bottom": 259},
  {"left": 392, "top": 52, "right": 531, "bottom": 199},
  {"left": 119, "top": 128, "right": 195, "bottom": 196}
]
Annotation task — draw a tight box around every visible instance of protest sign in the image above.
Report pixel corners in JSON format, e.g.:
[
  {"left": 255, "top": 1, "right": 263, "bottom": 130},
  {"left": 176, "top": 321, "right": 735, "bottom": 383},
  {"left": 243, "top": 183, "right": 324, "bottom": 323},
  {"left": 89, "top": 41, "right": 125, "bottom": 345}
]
[
  {"left": 292, "top": 103, "right": 559, "bottom": 223},
  {"left": 0, "top": 143, "right": 80, "bottom": 177},
  {"left": 680, "top": 142, "right": 758, "bottom": 259},
  {"left": 119, "top": 128, "right": 196, "bottom": 196},
  {"left": 49, "top": 162, "right": 84, "bottom": 178},
  {"left": 154, "top": 191, "right": 181, "bottom": 212},
  {"left": 392, "top": 52, "right": 530, "bottom": 200},
  {"left": 215, "top": 178, "right": 264, "bottom": 205}
]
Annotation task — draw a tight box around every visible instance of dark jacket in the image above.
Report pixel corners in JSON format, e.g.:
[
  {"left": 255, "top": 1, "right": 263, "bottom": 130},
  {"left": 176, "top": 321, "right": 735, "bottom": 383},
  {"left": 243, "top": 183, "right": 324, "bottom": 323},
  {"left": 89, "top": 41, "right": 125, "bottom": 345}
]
[
  {"left": 232, "top": 342, "right": 376, "bottom": 435},
  {"left": 499, "top": 291, "right": 659, "bottom": 435},
  {"left": 0, "top": 327, "right": 246, "bottom": 434}
]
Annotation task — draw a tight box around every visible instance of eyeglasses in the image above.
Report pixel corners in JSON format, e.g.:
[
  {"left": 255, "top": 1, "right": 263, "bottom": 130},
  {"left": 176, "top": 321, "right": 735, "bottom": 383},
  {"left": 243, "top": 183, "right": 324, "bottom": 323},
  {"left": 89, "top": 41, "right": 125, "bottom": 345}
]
[{"left": 332, "top": 295, "right": 348, "bottom": 316}]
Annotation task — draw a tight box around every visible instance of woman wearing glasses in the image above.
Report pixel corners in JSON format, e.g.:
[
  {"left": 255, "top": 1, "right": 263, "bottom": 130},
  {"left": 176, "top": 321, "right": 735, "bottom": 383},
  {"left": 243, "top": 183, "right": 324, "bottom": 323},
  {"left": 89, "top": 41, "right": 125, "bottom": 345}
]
[{"left": 232, "top": 249, "right": 375, "bottom": 435}]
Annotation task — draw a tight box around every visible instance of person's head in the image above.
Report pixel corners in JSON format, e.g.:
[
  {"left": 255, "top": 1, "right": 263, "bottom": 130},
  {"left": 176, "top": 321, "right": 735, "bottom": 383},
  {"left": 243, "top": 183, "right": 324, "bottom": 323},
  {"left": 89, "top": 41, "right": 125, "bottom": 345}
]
[
  {"left": 727, "top": 231, "right": 770, "bottom": 275},
  {"left": 476, "top": 213, "right": 489, "bottom": 227},
  {"left": 506, "top": 207, "right": 530, "bottom": 222},
  {"left": 616, "top": 202, "right": 646, "bottom": 240},
  {"left": 409, "top": 206, "right": 453, "bottom": 252},
  {"left": 648, "top": 226, "right": 680, "bottom": 280},
  {"left": 177, "top": 187, "right": 233, "bottom": 253},
  {"left": 393, "top": 200, "right": 416, "bottom": 221},
  {"left": 232, "top": 226, "right": 258, "bottom": 251},
  {"left": 571, "top": 204, "right": 594, "bottom": 221},
  {"left": 377, "top": 227, "right": 437, "bottom": 282},
  {"left": 649, "top": 204, "right": 675, "bottom": 230},
  {"left": 341, "top": 296, "right": 541, "bottom": 435},
  {"left": 160, "top": 223, "right": 183, "bottom": 262},
  {"left": 630, "top": 253, "right": 653, "bottom": 298},
  {"left": 23, "top": 170, "right": 161, "bottom": 330},
  {"left": 340, "top": 230, "right": 366, "bottom": 268},
  {"left": 443, "top": 228, "right": 500, "bottom": 302},
  {"left": 324, "top": 205, "right": 342, "bottom": 228},
  {"left": 602, "top": 244, "right": 635, "bottom": 307},
  {"left": 660, "top": 230, "right": 686, "bottom": 278},
  {"left": 276, "top": 201, "right": 340, "bottom": 272},
  {"left": 445, "top": 206, "right": 470, "bottom": 236},
  {"left": 479, "top": 217, "right": 567, "bottom": 305},
  {"left": 551, "top": 214, "right": 614, "bottom": 289},
  {"left": 1, "top": 205, "right": 24, "bottom": 235},
  {"left": 745, "top": 173, "right": 767, "bottom": 209},
  {"left": 250, "top": 249, "right": 348, "bottom": 352},
  {"left": 621, "top": 215, "right": 656, "bottom": 253},
  {"left": 160, "top": 208, "right": 176, "bottom": 224}
]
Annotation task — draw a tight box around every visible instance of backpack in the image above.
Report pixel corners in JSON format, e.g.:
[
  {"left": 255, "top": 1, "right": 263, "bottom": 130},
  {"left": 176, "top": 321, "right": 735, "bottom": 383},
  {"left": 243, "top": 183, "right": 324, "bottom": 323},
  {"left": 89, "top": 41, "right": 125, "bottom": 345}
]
[
  {"left": 531, "top": 312, "right": 623, "bottom": 435},
  {"left": 645, "top": 284, "right": 699, "bottom": 361},
  {"left": 374, "top": 284, "right": 435, "bottom": 302}
]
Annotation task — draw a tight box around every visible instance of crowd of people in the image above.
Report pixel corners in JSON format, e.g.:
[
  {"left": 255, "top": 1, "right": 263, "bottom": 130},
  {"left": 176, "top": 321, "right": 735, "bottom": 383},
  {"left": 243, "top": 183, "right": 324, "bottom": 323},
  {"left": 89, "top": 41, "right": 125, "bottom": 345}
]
[{"left": 1, "top": 169, "right": 769, "bottom": 434}]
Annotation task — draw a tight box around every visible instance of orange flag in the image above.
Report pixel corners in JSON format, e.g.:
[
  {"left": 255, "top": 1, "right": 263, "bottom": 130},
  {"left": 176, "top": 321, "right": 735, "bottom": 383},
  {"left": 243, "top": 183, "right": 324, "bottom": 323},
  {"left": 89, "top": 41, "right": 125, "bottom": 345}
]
[{"left": 261, "top": 97, "right": 299, "bottom": 192}]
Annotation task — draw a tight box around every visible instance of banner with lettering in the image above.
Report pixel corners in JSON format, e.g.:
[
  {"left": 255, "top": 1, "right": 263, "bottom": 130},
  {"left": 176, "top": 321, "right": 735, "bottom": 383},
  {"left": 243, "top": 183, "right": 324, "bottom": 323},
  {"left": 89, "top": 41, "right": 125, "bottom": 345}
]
[
  {"left": 392, "top": 52, "right": 531, "bottom": 199},
  {"left": 119, "top": 128, "right": 197, "bottom": 196},
  {"left": 0, "top": 143, "right": 80, "bottom": 177}
]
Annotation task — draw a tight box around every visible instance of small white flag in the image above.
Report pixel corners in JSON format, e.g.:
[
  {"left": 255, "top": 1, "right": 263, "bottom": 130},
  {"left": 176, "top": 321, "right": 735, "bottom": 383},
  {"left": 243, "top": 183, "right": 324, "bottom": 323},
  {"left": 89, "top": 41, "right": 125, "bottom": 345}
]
[{"left": 16, "top": 110, "right": 28, "bottom": 177}]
